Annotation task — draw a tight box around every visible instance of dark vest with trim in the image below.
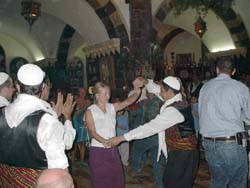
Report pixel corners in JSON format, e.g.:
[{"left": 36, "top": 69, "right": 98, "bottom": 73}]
[
  {"left": 165, "top": 100, "right": 197, "bottom": 151},
  {"left": 0, "top": 108, "right": 47, "bottom": 169}
]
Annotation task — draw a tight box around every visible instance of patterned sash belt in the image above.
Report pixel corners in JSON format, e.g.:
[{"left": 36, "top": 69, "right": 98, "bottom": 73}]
[
  {"left": 0, "top": 163, "right": 41, "bottom": 188},
  {"left": 166, "top": 126, "right": 197, "bottom": 151}
]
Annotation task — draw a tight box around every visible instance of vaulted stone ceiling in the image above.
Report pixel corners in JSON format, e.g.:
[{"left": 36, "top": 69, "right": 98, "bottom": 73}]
[
  {"left": 0, "top": 0, "right": 131, "bottom": 68},
  {"left": 153, "top": 0, "right": 250, "bottom": 52},
  {"left": 0, "top": 0, "right": 249, "bottom": 71}
]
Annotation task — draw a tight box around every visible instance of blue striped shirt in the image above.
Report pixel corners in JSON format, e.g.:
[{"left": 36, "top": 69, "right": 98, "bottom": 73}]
[{"left": 199, "top": 73, "right": 250, "bottom": 137}]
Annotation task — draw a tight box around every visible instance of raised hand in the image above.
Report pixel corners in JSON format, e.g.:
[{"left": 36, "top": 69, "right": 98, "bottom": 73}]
[
  {"left": 51, "top": 92, "right": 63, "bottom": 116},
  {"left": 62, "top": 93, "right": 76, "bottom": 120},
  {"left": 133, "top": 77, "right": 146, "bottom": 90}
]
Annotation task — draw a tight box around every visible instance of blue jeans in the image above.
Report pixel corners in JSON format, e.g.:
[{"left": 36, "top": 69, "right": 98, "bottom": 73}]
[
  {"left": 202, "top": 139, "right": 248, "bottom": 188},
  {"left": 131, "top": 135, "right": 164, "bottom": 187}
]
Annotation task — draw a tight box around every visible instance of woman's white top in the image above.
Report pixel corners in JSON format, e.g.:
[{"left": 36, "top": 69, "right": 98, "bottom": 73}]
[{"left": 88, "top": 103, "right": 116, "bottom": 147}]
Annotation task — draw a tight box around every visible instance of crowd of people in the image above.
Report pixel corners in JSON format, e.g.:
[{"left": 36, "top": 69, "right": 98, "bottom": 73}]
[{"left": 0, "top": 56, "right": 249, "bottom": 188}]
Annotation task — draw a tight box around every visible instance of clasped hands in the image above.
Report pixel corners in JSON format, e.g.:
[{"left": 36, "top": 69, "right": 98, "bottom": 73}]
[{"left": 102, "top": 136, "right": 125, "bottom": 148}]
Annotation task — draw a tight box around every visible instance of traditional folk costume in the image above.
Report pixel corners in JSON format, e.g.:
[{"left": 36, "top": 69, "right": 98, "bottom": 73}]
[
  {"left": 124, "top": 78, "right": 198, "bottom": 188},
  {"left": 0, "top": 64, "right": 75, "bottom": 187}
]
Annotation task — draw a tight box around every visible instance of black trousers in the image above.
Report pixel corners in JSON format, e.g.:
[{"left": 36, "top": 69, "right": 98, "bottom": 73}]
[{"left": 163, "top": 149, "right": 199, "bottom": 188}]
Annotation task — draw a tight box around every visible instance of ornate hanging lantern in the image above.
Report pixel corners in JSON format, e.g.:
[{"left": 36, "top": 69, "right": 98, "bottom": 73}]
[
  {"left": 21, "top": 0, "right": 41, "bottom": 30},
  {"left": 194, "top": 16, "right": 207, "bottom": 38}
]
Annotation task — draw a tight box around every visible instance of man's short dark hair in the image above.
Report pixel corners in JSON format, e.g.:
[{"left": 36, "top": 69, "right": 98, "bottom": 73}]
[
  {"left": 43, "top": 75, "right": 50, "bottom": 85},
  {"left": 17, "top": 80, "right": 43, "bottom": 95},
  {"left": 161, "top": 80, "right": 180, "bottom": 95},
  {"left": 217, "top": 57, "right": 235, "bottom": 74}
]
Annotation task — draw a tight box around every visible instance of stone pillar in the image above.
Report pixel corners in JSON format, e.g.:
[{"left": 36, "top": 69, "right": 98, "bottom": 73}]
[{"left": 129, "top": 0, "right": 152, "bottom": 65}]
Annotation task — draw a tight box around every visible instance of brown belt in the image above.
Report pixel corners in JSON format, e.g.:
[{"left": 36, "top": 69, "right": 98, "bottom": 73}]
[{"left": 203, "top": 136, "right": 236, "bottom": 141}]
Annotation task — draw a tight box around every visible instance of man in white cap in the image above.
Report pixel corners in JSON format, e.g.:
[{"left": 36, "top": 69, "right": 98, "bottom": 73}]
[
  {"left": 110, "top": 76, "right": 198, "bottom": 188},
  {"left": 0, "top": 72, "right": 15, "bottom": 107},
  {"left": 0, "top": 64, "right": 76, "bottom": 187}
]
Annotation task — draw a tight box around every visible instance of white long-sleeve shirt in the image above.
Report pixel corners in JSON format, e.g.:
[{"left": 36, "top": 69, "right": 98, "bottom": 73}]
[
  {"left": 124, "top": 79, "right": 184, "bottom": 160},
  {"left": 4, "top": 94, "right": 76, "bottom": 169}
]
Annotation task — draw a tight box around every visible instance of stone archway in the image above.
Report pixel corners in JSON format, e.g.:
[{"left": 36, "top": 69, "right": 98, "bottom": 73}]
[
  {"left": 56, "top": 25, "right": 75, "bottom": 67},
  {"left": 86, "top": 0, "right": 129, "bottom": 47},
  {"left": 56, "top": 1, "right": 130, "bottom": 67},
  {"left": 215, "top": 8, "right": 250, "bottom": 48},
  {"left": 152, "top": 1, "right": 250, "bottom": 48},
  {"left": 160, "top": 28, "right": 184, "bottom": 48}
]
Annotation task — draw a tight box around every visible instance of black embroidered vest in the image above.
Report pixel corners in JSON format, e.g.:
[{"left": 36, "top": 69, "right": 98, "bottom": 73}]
[
  {"left": 0, "top": 108, "right": 47, "bottom": 169},
  {"left": 165, "top": 100, "right": 197, "bottom": 150},
  {"left": 171, "top": 101, "right": 196, "bottom": 138}
]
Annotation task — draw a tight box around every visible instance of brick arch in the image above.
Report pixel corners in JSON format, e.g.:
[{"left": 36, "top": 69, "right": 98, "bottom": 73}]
[
  {"left": 56, "top": 1, "right": 130, "bottom": 67},
  {"left": 56, "top": 24, "right": 75, "bottom": 67},
  {"left": 160, "top": 28, "right": 185, "bottom": 49},
  {"left": 86, "top": 0, "right": 129, "bottom": 47},
  {"left": 153, "top": 1, "right": 250, "bottom": 49},
  {"left": 215, "top": 8, "right": 250, "bottom": 48}
]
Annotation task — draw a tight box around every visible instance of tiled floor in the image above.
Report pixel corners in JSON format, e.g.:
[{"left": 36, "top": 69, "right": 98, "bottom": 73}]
[{"left": 71, "top": 151, "right": 211, "bottom": 188}]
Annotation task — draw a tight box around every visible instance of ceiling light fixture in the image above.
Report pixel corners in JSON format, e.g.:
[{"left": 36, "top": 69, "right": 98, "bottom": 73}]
[{"left": 21, "top": 0, "right": 41, "bottom": 30}]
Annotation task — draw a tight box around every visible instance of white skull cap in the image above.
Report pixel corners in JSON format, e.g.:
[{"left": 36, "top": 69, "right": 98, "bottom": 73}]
[
  {"left": 163, "top": 76, "right": 181, "bottom": 91},
  {"left": 17, "top": 64, "right": 45, "bottom": 86},
  {"left": 0, "top": 72, "right": 9, "bottom": 85}
]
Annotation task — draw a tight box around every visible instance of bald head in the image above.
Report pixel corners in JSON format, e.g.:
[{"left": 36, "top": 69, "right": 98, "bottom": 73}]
[{"left": 36, "top": 169, "right": 74, "bottom": 188}]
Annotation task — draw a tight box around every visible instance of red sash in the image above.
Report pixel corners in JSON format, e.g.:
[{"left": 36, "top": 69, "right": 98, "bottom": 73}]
[{"left": 0, "top": 163, "right": 42, "bottom": 188}]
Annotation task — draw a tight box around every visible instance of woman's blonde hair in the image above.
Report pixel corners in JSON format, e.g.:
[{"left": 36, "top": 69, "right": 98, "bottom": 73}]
[{"left": 90, "top": 82, "right": 109, "bottom": 103}]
